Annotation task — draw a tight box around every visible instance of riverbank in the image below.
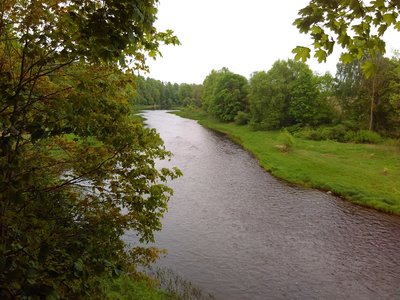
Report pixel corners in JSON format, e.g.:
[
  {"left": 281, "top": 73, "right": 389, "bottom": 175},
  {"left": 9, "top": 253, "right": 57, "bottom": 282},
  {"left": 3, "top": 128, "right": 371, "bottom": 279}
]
[{"left": 173, "top": 108, "right": 400, "bottom": 214}]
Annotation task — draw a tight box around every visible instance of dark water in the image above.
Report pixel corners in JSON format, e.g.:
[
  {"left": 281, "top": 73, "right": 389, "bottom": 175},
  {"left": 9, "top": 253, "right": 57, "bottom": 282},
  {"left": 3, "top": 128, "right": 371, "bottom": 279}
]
[{"left": 127, "top": 110, "right": 400, "bottom": 300}]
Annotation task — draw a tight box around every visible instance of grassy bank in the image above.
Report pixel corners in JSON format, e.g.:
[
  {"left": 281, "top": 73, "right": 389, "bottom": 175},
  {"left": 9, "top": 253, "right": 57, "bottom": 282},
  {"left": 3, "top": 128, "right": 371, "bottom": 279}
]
[
  {"left": 173, "top": 108, "right": 400, "bottom": 214},
  {"left": 102, "top": 275, "right": 168, "bottom": 300}
]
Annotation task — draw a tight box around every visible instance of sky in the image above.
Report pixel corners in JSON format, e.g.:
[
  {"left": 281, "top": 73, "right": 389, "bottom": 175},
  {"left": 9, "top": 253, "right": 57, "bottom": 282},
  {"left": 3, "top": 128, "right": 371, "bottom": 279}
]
[{"left": 144, "top": 0, "right": 399, "bottom": 84}]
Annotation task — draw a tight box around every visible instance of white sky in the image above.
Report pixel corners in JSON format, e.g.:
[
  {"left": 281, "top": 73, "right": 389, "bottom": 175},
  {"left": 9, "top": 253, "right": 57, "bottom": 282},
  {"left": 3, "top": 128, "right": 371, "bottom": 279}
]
[{"left": 145, "top": 0, "right": 399, "bottom": 84}]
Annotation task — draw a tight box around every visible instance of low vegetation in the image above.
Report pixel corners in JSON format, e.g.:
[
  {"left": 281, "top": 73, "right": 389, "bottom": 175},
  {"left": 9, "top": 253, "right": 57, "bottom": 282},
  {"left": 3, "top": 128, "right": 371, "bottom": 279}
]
[
  {"left": 174, "top": 108, "right": 400, "bottom": 214},
  {"left": 102, "top": 275, "right": 167, "bottom": 300}
]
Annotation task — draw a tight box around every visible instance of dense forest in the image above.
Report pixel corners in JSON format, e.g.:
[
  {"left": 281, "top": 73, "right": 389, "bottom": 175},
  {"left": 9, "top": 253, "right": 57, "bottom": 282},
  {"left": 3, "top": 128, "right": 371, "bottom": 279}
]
[{"left": 130, "top": 76, "right": 202, "bottom": 108}]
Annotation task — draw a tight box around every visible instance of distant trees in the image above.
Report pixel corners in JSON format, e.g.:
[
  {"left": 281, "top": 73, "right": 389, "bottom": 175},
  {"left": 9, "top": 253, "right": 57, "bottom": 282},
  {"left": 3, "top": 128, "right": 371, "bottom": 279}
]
[
  {"left": 202, "top": 68, "right": 249, "bottom": 122},
  {"left": 178, "top": 83, "right": 203, "bottom": 107},
  {"left": 131, "top": 77, "right": 179, "bottom": 107},
  {"left": 130, "top": 76, "right": 202, "bottom": 108}
]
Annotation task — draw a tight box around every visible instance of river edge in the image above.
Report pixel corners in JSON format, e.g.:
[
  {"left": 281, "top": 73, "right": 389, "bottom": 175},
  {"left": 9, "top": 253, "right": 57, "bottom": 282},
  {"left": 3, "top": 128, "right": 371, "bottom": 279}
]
[{"left": 171, "top": 108, "right": 400, "bottom": 215}]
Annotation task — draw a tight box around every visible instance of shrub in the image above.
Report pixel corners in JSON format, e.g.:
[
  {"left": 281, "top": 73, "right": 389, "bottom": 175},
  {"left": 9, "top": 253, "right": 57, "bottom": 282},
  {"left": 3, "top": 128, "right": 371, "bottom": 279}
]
[
  {"left": 234, "top": 111, "right": 250, "bottom": 125},
  {"left": 276, "top": 129, "right": 295, "bottom": 152},
  {"left": 294, "top": 125, "right": 383, "bottom": 144},
  {"left": 345, "top": 130, "right": 382, "bottom": 144},
  {"left": 294, "top": 127, "right": 324, "bottom": 141},
  {"left": 285, "top": 124, "right": 303, "bottom": 134}
]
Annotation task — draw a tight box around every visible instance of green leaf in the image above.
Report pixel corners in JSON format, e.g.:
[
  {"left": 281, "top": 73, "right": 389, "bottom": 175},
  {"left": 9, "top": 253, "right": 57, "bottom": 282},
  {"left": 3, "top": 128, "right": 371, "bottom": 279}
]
[
  {"left": 292, "top": 46, "right": 311, "bottom": 62},
  {"left": 372, "top": 0, "right": 385, "bottom": 8},
  {"left": 361, "top": 60, "right": 378, "bottom": 78},
  {"left": 311, "top": 26, "right": 323, "bottom": 35},
  {"left": 74, "top": 260, "right": 84, "bottom": 272},
  {"left": 382, "top": 13, "right": 396, "bottom": 25},
  {"left": 314, "top": 49, "right": 327, "bottom": 63},
  {"left": 395, "top": 21, "right": 400, "bottom": 31},
  {"left": 378, "top": 24, "right": 388, "bottom": 36},
  {"left": 340, "top": 53, "right": 354, "bottom": 64}
]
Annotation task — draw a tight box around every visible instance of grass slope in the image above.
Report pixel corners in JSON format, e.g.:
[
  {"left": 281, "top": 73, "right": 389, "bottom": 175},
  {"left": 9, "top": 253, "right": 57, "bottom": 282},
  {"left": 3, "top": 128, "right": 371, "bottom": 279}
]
[
  {"left": 173, "top": 109, "right": 400, "bottom": 214},
  {"left": 102, "top": 275, "right": 168, "bottom": 300}
]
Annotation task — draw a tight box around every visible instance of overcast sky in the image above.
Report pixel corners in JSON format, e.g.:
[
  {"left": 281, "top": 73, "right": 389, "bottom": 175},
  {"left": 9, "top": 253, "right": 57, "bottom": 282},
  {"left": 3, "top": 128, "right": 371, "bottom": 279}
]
[{"left": 145, "top": 0, "right": 399, "bottom": 84}]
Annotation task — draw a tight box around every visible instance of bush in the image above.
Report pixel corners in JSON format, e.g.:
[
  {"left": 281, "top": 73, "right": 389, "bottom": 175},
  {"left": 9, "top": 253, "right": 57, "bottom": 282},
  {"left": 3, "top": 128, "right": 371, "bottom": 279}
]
[
  {"left": 345, "top": 130, "right": 382, "bottom": 144},
  {"left": 285, "top": 124, "right": 303, "bottom": 134},
  {"left": 276, "top": 129, "right": 295, "bottom": 152},
  {"left": 234, "top": 111, "right": 250, "bottom": 125},
  {"left": 296, "top": 126, "right": 383, "bottom": 144}
]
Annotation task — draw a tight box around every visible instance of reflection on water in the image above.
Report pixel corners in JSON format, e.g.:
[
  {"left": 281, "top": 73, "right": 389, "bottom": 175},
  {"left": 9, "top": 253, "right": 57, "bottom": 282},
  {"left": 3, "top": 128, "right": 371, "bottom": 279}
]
[{"left": 126, "top": 110, "right": 400, "bottom": 300}]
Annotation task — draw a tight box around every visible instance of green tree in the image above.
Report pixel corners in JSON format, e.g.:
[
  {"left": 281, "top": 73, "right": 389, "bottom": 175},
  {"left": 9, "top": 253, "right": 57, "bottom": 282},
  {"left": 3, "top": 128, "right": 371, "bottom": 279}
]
[
  {"left": 202, "top": 68, "right": 248, "bottom": 122},
  {"left": 0, "top": 1, "right": 180, "bottom": 298},
  {"left": 334, "top": 57, "right": 396, "bottom": 132},
  {"left": 178, "top": 83, "right": 203, "bottom": 107},
  {"left": 249, "top": 60, "right": 328, "bottom": 129},
  {"left": 249, "top": 70, "right": 287, "bottom": 129},
  {"left": 387, "top": 56, "right": 400, "bottom": 136},
  {"left": 202, "top": 69, "right": 221, "bottom": 112},
  {"left": 287, "top": 61, "right": 322, "bottom": 125}
]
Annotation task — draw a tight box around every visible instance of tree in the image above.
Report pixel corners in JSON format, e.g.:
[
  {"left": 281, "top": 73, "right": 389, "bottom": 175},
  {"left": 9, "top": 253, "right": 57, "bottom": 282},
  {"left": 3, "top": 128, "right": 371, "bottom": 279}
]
[
  {"left": 387, "top": 55, "right": 400, "bottom": 136},
  {"left": 248, "top": 60, "right": 328, "bottom": 129},
  {"left": 293, "top": 0, "right": 400, "bottom": 77},
  {"left": 249, "top": 70, "right": 287, "bottom": 129},
  {"left": 334, "top": 57, "right": 396, "bottom": 131},
  {"left": 178, "top": 83, "right": 203, "bottom": 107},
  {"left": 1, "top": 1, "right": 180, "bottom": 298},
  {"left": 202, "top": 68, "right": 248, "bottom": 122},
  {"left": 202, "top": 69, "right": 221, "bottom": 112}
]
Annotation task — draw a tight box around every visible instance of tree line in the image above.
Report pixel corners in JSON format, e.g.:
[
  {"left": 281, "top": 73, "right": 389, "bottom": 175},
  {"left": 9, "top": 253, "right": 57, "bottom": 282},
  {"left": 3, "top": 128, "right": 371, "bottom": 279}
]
[
  {"left": 131, "top": 76, "right": 202, "bottom": 108},
  {"left": 168, "top": 56, "right": 400, "bottom": 140}
]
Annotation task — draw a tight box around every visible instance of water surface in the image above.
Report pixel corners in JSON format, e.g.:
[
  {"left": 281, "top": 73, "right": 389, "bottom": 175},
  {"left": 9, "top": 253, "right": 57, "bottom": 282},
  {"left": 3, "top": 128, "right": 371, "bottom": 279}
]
[{"left": 127, "top": 110, "right": 400, "bottom": 300}]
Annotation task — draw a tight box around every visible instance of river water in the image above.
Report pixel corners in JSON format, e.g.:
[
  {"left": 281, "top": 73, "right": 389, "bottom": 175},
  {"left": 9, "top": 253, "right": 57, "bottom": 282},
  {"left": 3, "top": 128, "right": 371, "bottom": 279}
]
[{"left": 126, "top": 110, "right": 400, "bottom": 300}]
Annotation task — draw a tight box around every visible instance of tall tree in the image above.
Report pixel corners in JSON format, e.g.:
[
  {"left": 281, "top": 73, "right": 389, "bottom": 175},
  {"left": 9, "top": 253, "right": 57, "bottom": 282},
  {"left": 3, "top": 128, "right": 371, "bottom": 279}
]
[
  {"left": 0, "top": 1, "right": 180, "bottom": 298},
  {"left": 335, "top": 57, "right": 395, "bottom": 131},
  {"left": 202, "top": 68, "right": 248, "bottom": 122},
  {"left": 249, "top": 60, "right": 329, "bottom": 129},
  {"left": 249, "top": 70, "right": 287, "bottom": 129}
]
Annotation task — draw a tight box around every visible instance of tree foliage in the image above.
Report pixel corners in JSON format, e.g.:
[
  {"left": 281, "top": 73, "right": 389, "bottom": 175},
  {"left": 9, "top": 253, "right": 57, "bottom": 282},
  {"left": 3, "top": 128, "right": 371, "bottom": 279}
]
[
  {"left": 248, "top": 60, "right": 332, "bottom": 129},
  {"left": 334, "top": 56, "right": 400, "bottom": 133},
  {"left": 293, "top": 1, "right": 400, "bottom": 133},
  {"left": 130, "top": 77, "right": 202, "bottom": 108},
  {"left": 202, "top": 68, "right": 248, "bottom": 122},
  {"left": 178, "top": 83, "right": 203, "bottom": 107},
  {"left": 293, "top": 0, "right": 400, "bottom": 78},
  {"left": 1, "top": 1, "right": 181, "bottom": 298}
]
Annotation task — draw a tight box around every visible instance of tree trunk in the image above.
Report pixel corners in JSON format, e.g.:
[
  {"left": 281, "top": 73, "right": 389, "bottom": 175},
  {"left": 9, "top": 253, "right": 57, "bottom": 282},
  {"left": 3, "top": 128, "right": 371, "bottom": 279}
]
[{"left": 369, "top": 76, "right": 375, "bottom": 131}]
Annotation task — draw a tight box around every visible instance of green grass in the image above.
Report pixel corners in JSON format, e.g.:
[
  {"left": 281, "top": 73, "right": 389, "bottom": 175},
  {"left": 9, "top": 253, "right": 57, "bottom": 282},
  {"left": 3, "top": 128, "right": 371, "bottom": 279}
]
[
  {"left": 101, "top": 269, "right": 215, "bottom": 300},
  {"left": 102, "top": 275, "right": 168, "bottom": 300},
  {"left": 173, "top": 108, "right": 400, "bottom": 214}
]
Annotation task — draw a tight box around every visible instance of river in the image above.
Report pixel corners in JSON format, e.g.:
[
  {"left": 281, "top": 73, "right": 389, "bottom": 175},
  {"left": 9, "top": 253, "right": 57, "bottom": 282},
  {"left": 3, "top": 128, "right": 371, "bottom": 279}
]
[{"left": 126, "top": 110, "right": 400, "bottom": 300}]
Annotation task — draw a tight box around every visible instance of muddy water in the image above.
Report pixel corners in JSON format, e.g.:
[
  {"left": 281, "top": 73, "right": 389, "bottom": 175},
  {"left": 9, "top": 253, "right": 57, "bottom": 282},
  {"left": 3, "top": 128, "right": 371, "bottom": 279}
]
[{"left": 127, "top": 110, "right": 400, "bottom": 300}]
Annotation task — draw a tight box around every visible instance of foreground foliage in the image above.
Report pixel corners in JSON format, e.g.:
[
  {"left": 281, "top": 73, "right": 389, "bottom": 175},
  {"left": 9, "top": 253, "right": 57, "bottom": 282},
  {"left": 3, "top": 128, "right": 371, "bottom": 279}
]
[
  {"left": 175, "top": 108, "right": 400, "bottom": 214},
  {"left": 0, "top": 0, "right": 180, "bottom": 298},
  {"left": 293, "top": 0, "right": 400, "bottom": 72}
]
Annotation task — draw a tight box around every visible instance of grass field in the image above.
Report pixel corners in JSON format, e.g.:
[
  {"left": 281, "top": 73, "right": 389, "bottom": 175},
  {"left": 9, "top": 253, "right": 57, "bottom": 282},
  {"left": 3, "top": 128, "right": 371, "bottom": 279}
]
[{"left": 173, "top": 108, "right": 400, "bottom": 214}]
